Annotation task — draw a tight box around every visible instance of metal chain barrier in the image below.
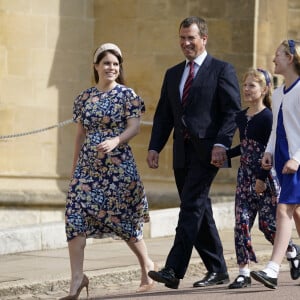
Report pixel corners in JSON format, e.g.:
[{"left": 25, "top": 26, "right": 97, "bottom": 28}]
[
  {"left": 0, "top": 119, "right": 153, "bottom": 141},
  {"left": 0, "top": 119, "right": 74, "bottom": 140}
]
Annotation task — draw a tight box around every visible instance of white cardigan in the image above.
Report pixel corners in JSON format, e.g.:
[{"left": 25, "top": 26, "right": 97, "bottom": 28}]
[{"left": 266, "top": 80, "right": 300, "bottom": 164}]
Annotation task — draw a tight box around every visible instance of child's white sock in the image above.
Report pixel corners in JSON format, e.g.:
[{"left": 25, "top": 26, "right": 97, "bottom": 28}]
[
  {"left": 239, "top": 268, "right": 250, "bottom": 277},
  {"left": 262, "top": 261, "right": 279, "bottom": 278}
]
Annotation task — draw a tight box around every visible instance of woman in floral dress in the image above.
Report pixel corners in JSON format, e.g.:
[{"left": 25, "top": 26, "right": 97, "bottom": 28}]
[{"left": 60, "top": 43, "right": 156, "bottom": 300}]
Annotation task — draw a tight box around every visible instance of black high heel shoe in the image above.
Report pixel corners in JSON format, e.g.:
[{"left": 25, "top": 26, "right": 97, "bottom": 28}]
[{"left": 59, "top": 274, "right": 89, "bottom": 300}]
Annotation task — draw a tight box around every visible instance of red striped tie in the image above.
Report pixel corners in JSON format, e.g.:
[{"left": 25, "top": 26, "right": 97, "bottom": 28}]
[{"left": 182, "top": 61, "right": 195, "bottom": 106}]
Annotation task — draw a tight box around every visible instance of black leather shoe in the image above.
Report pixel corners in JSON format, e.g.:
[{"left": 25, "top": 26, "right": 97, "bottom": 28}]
[
  {"left": 250, "top": 270, "right": 277, "bottom": 289},
  {"left": 148, "top": 267, "right": 180, "bottom": 289},
  {"left": 193, "top": 272, "right": 229, "bottom": 287},
  {"left": 286, "top": 244, "right": 300, "bottom": 280},
  {"left": 228, "top": 275, "right": 251, "bottom": 289}
]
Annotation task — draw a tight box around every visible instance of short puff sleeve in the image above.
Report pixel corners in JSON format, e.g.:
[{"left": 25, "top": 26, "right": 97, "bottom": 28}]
[
  {"left": 72, "top": 91, "right": 90, "bottom": 123},
  {"left": 124, "top": 88, "right": 145, "bottom": 119}
]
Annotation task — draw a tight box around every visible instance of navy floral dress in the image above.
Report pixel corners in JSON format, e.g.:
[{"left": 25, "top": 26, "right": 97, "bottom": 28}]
[
  {"left": 65, "top": 85, "right": 149, "bottom": 242},
  {"left": 227, "top": 108, "right": 279, "bottom": 264}
]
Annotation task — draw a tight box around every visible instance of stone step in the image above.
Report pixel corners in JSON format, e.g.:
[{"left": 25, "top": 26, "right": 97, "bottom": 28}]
[{"left": 0, "top": 202, "right": 237, "bottom": 255}]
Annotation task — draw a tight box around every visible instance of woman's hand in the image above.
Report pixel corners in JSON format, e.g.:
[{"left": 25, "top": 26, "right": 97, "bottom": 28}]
[
  {"left": 282, "top": 159, "right": 299, "bottom": 174},
  {"left": 97, "top": 136, "right": 120, "bottom": 153}
]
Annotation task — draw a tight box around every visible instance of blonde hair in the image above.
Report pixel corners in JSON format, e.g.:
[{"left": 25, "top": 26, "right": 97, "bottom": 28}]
[
  {"left": 242, "top": 68, "right": 273, "bottom": 109},
  {"left": 281, "top": 39, "right": 300, "bottom": 75}
]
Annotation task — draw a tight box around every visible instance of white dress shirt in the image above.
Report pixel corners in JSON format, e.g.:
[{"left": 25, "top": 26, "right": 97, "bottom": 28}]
[{"left": 179, "top": 51, "right": 207, "bottom": 100}]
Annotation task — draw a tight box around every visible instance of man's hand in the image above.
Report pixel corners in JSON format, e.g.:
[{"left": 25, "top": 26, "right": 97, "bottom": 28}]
[
  {"left": 211, "top": 146, "right": 227, "bottom": 168},
  {"left": 147, "top": 150, "right": 159, "bottom": 169}
]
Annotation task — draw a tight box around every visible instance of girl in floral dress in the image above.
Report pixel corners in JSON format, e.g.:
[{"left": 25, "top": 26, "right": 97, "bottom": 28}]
[
  {"left": 60, "top": 43, "right": 156, "bottom": 300},
  {"left": 227, "top": 68, "right": 280, "bottom": 289}
]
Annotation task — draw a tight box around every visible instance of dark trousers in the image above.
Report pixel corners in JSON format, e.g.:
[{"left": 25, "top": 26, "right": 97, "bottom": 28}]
[{"left": 165, "top": 141, "right": 227, "bottom": 278}]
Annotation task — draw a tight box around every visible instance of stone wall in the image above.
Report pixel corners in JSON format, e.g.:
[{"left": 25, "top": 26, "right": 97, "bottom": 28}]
[
  {"left": 0, "top": 0, "right": 94, "bottom": 193},
  {"left": 0, "top": 0, "right": 299, "bottom": 213},
  {"left": 93, "top": 0, "right": 256, "bottom": 188}
]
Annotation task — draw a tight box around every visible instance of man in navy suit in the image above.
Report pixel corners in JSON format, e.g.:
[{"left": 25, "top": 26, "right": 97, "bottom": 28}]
[{"left": 147, "top": 16, "right": 241, "bottom": 289}]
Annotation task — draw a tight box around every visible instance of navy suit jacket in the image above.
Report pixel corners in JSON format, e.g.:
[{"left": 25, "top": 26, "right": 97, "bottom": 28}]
[{"left": 149, "top": 54, "right": 241, "bottom": 168}]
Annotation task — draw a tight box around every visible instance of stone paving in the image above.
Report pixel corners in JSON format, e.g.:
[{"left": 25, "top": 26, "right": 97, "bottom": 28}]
[{"left": 2, "top": 228, "right": 297, "bottom": 299}]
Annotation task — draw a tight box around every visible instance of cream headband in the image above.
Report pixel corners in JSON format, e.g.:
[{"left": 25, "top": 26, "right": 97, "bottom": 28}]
[{"left": 93, "top": 43, "right": 122, "bottom": 63}]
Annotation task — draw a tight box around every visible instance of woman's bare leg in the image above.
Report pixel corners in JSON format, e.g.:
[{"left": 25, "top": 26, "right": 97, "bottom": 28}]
[
  {"left": 293, "top": 205, "right": 300, "bottom": 236},
  {"left": 270, "top": 204, "right": 296, "bottom": 265},
  {"left": 67, "top": 235, "right": 86, "bottom": 295},
  {"left": 126, "top": 239, "right": 155, "bottom": 286}
]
